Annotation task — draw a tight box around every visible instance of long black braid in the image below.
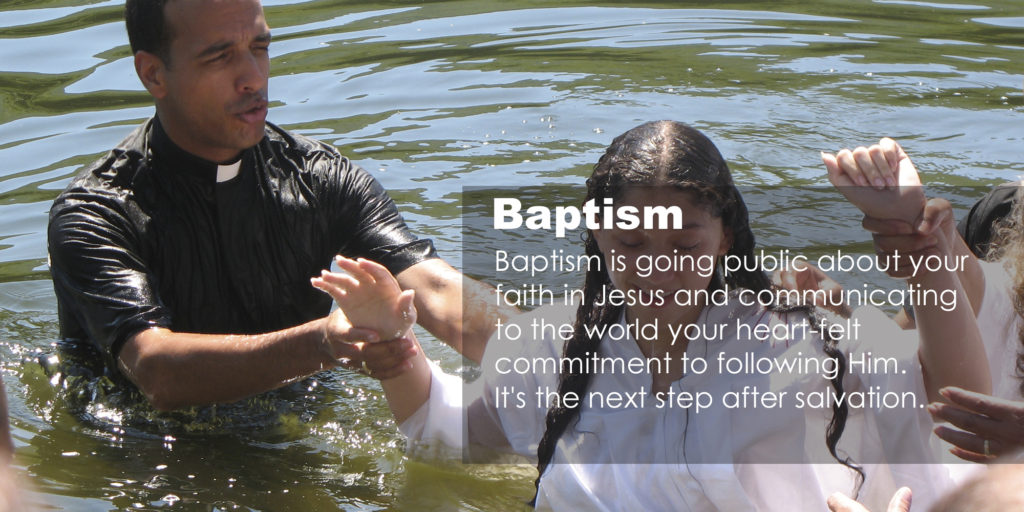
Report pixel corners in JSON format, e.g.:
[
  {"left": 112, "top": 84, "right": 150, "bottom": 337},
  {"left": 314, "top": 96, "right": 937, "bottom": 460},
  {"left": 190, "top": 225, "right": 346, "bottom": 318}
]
[{"left": 531, "top": 121, "right": 861, "bottom": 505}]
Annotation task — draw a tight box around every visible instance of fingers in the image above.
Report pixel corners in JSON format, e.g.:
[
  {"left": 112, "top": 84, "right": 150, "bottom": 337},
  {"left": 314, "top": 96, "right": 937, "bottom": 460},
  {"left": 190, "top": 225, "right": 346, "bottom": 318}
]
[
  {"left": 932, "top": 425, "right": 999, "bottom": 462},
  {"left": 839, "top": 145, "right": 893, "bottom": 190},
  {"left": 318, "top": 270, "right": 359, "bottom": 290},
  {"left": 826, "top": 138, "right": 913, "bottom": 192},
  {"left": 887, "top": 487, "right": 912, "bottom": 512},
  {"left": 330, "top": 336, "right": 418, "bottom": 379},
  {"left": 869, "top": 231, "right": 939, "bottom": 279},
  {"left": 836, "top": 148, "right": 873, "bottom": 188},
  {"left": 827, "top": 492, "right": 870, "bottom": 512},
  {"left": 358, "top": 258, "right": 401, "bottom": 287},
  {"left": 828, "top": 484, "right": 912, "bottom": 512},
  {"left": 871, "top": 232, "right": 938, "bottom": 256},
  {"left": 939, "top": 386, "right": 1023, "bottom": 420},
  {"left": 869, "top": 145, "right": 897, "bottom": 189},
  {"left": 822, "top": 152, "right": 855, "bottom": 188},
  {"left": 359, "top": 336, "right": 418, "bottom": 380},
  {"left": 311, "top": 274, "right": 347, "bottom": 303},
  {"left": 929, "top": 392, "right": 1024, "bottom": 458},
  {"left": 335, "top": 255, "right": 376, "bottom": 286},
  {"left": 850, "top": 146, "right": 889, "bottom": 189},
  {"left": 879, "top": 138, "right": 901, "bottom": 173},
  {"left": 947, "top": 446, "right": 993, "bottom": 464},
  {"left": 862, "top": 216, "right": 915, "bottom": 236}
]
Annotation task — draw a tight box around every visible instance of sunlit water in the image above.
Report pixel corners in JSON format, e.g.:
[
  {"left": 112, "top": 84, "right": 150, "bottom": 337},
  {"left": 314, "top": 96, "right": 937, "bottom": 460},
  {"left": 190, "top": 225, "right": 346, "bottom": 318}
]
[{"left": 1, "top": 0, "right": 1022, "bottom": 510}]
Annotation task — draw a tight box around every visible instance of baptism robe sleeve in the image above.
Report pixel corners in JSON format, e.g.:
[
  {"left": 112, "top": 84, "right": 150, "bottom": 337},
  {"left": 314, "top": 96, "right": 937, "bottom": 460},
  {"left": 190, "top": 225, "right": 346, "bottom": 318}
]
[{"left": 400, "top": 306, "right": 567, "bottom": 459}]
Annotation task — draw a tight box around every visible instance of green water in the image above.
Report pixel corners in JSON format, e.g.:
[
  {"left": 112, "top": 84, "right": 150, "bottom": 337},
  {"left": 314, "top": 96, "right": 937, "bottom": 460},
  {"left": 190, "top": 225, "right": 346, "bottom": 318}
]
[{"left": 1, "top": 0, "right": 1022, "bottom": 510}]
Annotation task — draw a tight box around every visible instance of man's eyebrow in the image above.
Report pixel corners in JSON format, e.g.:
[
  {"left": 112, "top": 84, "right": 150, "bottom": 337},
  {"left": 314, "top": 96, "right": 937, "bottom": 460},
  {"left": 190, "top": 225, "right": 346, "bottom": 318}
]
[
  {"left": 196, "top": 33, "right": 272, "bottom": 59},
  {"left": 197, "top": 40, "right": 233, "bottom": 59}
]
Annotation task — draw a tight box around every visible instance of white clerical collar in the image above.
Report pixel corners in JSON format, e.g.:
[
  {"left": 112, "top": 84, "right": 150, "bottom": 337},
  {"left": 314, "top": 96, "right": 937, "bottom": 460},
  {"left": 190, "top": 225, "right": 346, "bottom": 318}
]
[{"left": 216, "top": 160, "right": 241, "bottom": 183}]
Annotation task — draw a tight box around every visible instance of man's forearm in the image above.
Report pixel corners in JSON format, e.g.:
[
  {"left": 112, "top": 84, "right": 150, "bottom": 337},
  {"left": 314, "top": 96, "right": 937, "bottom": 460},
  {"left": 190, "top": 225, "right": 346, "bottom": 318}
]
[
  {"left": 397, "top": 259, "right": 517, "bottom": 364},
  {"left": 118, "top": 318, "right": 333, "bottom": 411}
]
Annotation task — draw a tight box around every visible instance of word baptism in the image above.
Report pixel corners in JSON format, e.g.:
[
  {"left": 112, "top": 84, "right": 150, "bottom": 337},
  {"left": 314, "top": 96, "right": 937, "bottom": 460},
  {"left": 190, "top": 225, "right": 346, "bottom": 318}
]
[{"left": 494, "top": 198, "right": 682, "bottom": 238}]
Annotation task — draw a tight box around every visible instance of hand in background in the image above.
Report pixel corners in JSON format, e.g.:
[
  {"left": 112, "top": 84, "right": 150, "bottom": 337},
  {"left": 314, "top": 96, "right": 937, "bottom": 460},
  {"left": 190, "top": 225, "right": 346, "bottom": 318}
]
[
  {"left": 929, "top": 386, "right": 1024, "bottom": 462},
  {"left": 828, "top": 487, "right": 912, "bottom": 512}
]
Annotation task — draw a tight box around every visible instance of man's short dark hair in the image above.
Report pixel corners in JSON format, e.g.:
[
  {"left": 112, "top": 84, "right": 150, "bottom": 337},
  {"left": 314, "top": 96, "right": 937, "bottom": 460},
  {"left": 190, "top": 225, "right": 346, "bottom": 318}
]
[{"left": 125, "top": 0, "right": 174, "bottom": 64}]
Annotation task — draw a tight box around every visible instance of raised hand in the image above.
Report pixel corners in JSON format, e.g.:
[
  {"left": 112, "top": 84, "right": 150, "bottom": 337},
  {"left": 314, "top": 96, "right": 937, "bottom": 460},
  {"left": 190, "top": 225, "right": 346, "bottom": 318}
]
[
  {"left": 929, "top": 386, "right": 1024, "bottom": 462},
  {"left": 822, "top": 137, "right": 925, "bottom": 225},
  {"left": 313, "top": 256, "right": 417, "bottom": 340},
  {"left": 828, "top": 487, "right": 912, "bottom": 512}
]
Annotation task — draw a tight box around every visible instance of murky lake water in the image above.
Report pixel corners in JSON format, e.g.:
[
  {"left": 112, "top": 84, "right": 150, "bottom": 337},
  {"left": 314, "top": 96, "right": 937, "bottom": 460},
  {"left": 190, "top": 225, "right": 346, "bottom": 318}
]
[{"left": 1, "top": 0, "right": 1022, "bottom": 510}]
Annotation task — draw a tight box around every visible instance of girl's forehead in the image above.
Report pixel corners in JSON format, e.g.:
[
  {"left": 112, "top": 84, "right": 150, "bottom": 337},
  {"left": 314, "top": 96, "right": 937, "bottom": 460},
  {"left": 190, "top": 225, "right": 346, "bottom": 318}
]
[{"left": 616, "top": 187, "right": 709, "bottom": 211}]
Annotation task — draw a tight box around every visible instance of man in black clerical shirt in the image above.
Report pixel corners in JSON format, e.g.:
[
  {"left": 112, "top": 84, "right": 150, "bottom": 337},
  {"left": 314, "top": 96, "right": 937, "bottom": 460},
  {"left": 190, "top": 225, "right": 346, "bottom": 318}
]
[{"left": 48, "top": 0, "right": 500, "bottom": 411}]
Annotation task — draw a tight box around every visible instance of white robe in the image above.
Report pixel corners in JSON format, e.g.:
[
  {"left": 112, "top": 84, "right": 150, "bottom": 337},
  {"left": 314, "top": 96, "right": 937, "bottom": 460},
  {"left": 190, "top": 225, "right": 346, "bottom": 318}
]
[
  {"left": 401, "top": 297, "right": 952, "bottom": 511},
  {"left": 976, "top": 259, "right": 1021, "bottom": 401}
]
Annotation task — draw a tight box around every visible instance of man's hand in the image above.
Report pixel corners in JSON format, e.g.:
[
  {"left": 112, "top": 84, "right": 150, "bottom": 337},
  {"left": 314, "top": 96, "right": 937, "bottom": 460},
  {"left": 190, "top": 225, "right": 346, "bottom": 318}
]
[
  {"left": 320, "top": 308, "right": 417, "bottom": 380},
  {"left": 822, "top": 137, "right": 925, "bottom": 225},
  {"left": 828, "top": 487, "right": 912, "bottom": 512},
  {"left": 313, "top": 257, "right": 419, "bottom": 380},
  {"left": 929, "top": 386, "right": 1024, "bottom": 462}
]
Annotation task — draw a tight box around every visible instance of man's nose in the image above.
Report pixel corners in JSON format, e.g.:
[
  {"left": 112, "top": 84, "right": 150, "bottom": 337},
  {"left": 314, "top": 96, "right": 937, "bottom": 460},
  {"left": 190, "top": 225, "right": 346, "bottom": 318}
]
[{"left": 236, "top": 51, "right": 267, "bottom": 94}]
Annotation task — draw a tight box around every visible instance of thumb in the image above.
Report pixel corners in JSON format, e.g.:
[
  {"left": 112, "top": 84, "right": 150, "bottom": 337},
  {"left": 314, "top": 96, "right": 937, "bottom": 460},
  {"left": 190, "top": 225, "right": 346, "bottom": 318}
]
[
  {"left": 891, "top": 141, "right": 922, "bottom": 188},
  {"left": 916, "top": 197, "right": 951, "bottom": 235},
  {"left": 827, "top": 491, "right": 869, "bottom": 512},
  {"left": 887, "top": 487, "right": 912, "bottom": 512},
  {"left": 398, "top": 289, "right": 417, "bottom": 327}
]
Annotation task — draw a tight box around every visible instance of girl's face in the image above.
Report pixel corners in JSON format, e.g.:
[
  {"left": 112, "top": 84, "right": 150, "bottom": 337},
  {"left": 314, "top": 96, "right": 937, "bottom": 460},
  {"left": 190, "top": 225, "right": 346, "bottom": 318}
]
[{"left": 592, "top": 187, "right": 731, "bottom": 326}]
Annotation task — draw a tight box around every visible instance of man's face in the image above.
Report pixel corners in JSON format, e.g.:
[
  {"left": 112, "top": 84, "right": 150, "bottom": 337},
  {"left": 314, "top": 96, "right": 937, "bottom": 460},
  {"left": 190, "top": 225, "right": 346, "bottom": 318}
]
[{"left": 154, "top": 0, "right": 270, "bottom": 163}]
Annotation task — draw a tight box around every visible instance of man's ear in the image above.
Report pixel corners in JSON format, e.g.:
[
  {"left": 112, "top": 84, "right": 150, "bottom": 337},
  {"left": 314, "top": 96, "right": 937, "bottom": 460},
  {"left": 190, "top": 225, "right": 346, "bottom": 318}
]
[{"left": 134, "top": 51, "right": 168, "bottom": 99}]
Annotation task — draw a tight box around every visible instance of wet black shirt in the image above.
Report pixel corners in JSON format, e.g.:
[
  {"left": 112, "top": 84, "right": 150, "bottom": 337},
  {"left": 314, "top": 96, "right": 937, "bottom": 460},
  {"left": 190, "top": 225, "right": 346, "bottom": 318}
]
[{"left": 48, "top": 118, "right": 436, "bottom": 372}]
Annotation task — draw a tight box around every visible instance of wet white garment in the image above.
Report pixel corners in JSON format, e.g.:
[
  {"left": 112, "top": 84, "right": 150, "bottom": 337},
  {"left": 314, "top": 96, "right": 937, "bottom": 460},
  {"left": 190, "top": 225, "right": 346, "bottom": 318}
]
[
  {"left": 401, "top": 298, "right": 951, "bottom": 511},
  {"left": 976, "top": 259, "right": 1021, "bottom": 401}
]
